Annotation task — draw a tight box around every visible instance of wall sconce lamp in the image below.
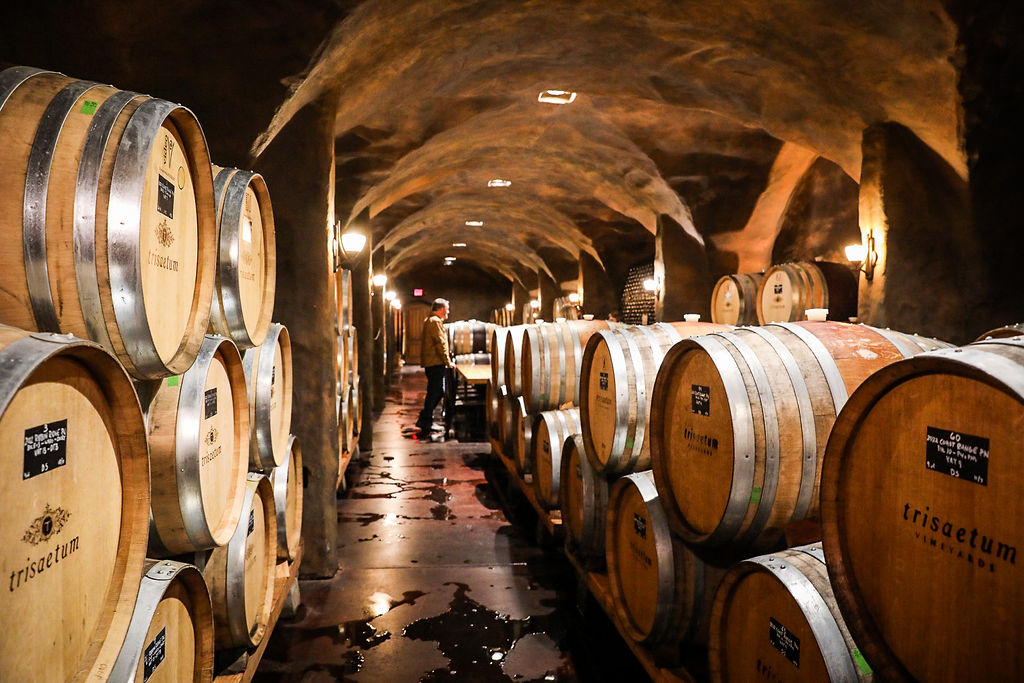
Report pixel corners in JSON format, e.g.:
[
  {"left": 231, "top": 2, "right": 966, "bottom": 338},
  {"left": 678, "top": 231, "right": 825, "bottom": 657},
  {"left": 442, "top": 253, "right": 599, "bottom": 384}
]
[
  {"left": 335, "top": 223, "right": 367, "bottom": 270},
  {"left": 530, "top": 299, "right": 541, "bottom": 309},
  {"left": 372, "top": 273, "right": 388, "bottom": 288},
  {"left": 504, "top": 302, "right": 515, "bottom": 312},
  {"left": 642, "top": 278, "right": 657, "bottom": 292},
  {"left": 568, "top": 292, "right": 581, "bottom": 304},
  {"left": 390, "top": 299, "right": 402, "bottom": 310},
  {"left": 845, "top": 232, "right": 878, "bottom": 281},
  {"left": 384, "top": 290, "right": 397, "bottom": 301}
]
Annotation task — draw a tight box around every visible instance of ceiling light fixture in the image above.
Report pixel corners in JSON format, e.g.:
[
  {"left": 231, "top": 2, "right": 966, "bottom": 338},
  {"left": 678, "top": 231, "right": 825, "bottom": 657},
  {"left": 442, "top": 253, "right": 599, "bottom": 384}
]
[
  {"left": 538, "top": 89, "right": 577, "bottom": 105},
  {"left": 465, "top": 220, "right": 484, "bottom": 227},
  {"left": 488, "top": 178, "right": 512, "bottom": 188},
  {"left": 452, "top": 242, "right": 467, "bottom": 248},
  {"left": 568, "top": 292, "right": 581, "bottom": 304},
  {"left": 504, "top": 303, "right": 515, "bottom": 312}
]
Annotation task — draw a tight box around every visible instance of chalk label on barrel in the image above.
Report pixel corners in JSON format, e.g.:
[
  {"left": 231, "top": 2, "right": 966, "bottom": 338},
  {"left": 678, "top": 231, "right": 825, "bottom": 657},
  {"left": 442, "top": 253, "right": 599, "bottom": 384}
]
[
  {"left": 599, "top": 372, "right": 609, "bottom": 391},
  {"left": 204, "top": 388, "right": 218, "bottom": 419},
  {"left": 768, "top": 617, "right": 800, "bottom": 667},
  {"left": 633, "top": 513, "right": 647, "bottom": 539},
  {"left": 143, "top": 627, "right": 166, "bottom": 681},
  {"left": 156, "top": 174, "right": 175, "bottom": 219},
  {"left": 925, "top": 427, "right": 989, "bottom": 486},
  {"left": 247, "top": 509, "right": 255, "bottom": 536},
  {"left": 691, "top": 384, "right": 710, "bottom": 416},
  {"left": 23, "top": 419, "right": 68, "bottom": 480}
]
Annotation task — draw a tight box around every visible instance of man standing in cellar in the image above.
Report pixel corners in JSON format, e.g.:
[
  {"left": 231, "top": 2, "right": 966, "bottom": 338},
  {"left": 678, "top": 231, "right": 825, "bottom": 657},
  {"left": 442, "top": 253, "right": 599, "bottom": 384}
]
[{"left": 416, "top": 298, "right": 452, "bottom": 439}]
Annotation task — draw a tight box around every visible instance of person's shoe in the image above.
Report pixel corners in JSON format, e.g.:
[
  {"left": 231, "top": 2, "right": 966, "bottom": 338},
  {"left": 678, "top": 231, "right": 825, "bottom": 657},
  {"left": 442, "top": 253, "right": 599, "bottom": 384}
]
[{"left": 430, "top": 423, "right": 445, "bottom": 433}]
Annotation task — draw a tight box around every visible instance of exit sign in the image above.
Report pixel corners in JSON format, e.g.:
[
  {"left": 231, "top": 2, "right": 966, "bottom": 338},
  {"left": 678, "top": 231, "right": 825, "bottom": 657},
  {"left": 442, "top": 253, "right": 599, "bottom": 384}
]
[{"left": 413, "top": 288, "right": 423, "bottom": 297}]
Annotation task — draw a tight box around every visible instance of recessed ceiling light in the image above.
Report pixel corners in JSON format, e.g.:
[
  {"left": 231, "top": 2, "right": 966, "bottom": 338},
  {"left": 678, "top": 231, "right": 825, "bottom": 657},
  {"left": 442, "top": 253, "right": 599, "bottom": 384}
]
[
  {"left": 488, "top": 178, "right": 512, "bottom": 188},
  {"left": 444, "top": 256, "right": 456, "bottom": 262},
  {"left": 465, "top": 220, "right": 484, "bottom": 227},
  {"left": 538, "top": 89, "right": 577, "bottom": 105},
  {"left": 453, "top": 242, "right": 467, "bottom": 248}
]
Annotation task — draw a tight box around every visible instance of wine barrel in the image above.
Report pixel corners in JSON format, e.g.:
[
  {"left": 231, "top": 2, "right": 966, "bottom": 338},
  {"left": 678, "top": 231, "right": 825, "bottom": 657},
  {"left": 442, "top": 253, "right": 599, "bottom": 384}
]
[
  {"left": 339, "top": 324, "right": 359, "bottom": 389},
  {"left": 490, "top": 307, "right": 514, "bottom": 327},
  {"left": 521, "top": 320, "right": 614, "bottom": 412},
  {"left": 649, "top": 322, "right": 946, "bottom": 555},
  {"left": 499, "top": 391, "right": 527, "bottom": 458},
  {"left": 531, "top": 408, "right": 582, "bottom": 508},
  {"left": 0, "top": 66, "right": 217, "bottom": 379},
  {"left": 448, "top": 320, "right": 492, "bottom": 354},
  {"left": 147, "top": 334, "right": 249, "bottom": 555},
  {"left": 271, "top": 435, "right": 303, "bottom": 562},
  {"left": 0, "top": 325, "right": 149, "bottom": 682},
  {"left": 485, "top": 381, "right": 501, "bottom": 440},
  {"left": 606, "top": 471, "right": 722, "bottom": 646},
  {"left": 347, "top": 377, "right": 362, "bottom": 440},
  {"left": 580, "top": 321, "right": 731, "bottom": 475},
  {"left": 335, "top": 268, "right": 354, "bottom": 329},
  {"left": 711, "top": 273, "right": 764, "bottom": 325},
  {"left": 756, "top": 261, "right": 857, "bottom": 324},
  {"left": 336, "top": 331, "right": 348, "bottom": 401},
  {"left": 512, "top": 403, "right": 536, "bottom": 475},
  {"left": 709, "top": 544, "right": 870, "bottom": 682},
  {"left": 501, "top": 324, "right": 531, "bottom": 394},
  {"left": 108, "top": 560, "right": 215, "bottom": 683},
  {"left": 242, "top": 322, "right": 292, "bottom": 470},
  {"left": 454, "top": 352, "right": 490, "bottom": 366},
  {"left": 202, "top": 473, "right": 277, "bottom": 649},
  {"left": 820, "top": 337, "right": 1024, "bottom": 682},
  {"left": 974, "top": 322, "right": 1024, "bottom": 341},
  {"left": 209, "top": 165, "right": 275, "bottom": 350},
  {"left": 559, "top": 434, "right": 609, "bottom": 567}
]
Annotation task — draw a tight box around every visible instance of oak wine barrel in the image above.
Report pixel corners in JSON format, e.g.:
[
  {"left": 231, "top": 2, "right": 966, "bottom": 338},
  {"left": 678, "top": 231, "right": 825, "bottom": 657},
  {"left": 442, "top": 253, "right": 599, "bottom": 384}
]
[
  {"left": 756, "top": 261, "right": 857, "bottom": 324},
  {"left": 0, "top": 325, "right": 149, "bottom": 682},
  {"left": 521, "top": 319, "right": 614, "bottom": 412},
  {"left": 335, "top": 268, "right": 354, "bottom": 329},
  {"left": 580, "top": 321, "right": 731, "bottom": 476},
  {"left": 147, "top": 334, "right": 249, "bottom": 556},
  {"left": 108, "top": 560, "right": 215, "bottom": 683},
  {"left": 974, "top": 321, "right": 1024, "bottom": 341},
  {"left": 209, "top": 165, "right": 275, "bottom": 350},
  {"left": 485, "top": 381, "right": 501, "bottom": 440},
  {"left": 711, "top": 272, "right": 764, "bottom": 325},
  {"left": 559, "top": 434, "right": 609, "bottom": 567},
  {"left": 606, "top": 471, "right": 722, "bottom": 647},
  {"left": 500, "top": 324, "right": 530, "bottom": 394},
  {"left": 448, "top": 320, "right": 492, "bottom": 354},
  {"left": 709, "top": 544, "right": 871, "bottom": 682},
  {"left": 512, "top": 402, "right": 536, "bottom": 475},
  {"left": 649, "top": 322, "right": 949, "bottom": 556},
  {"left": 453, "top": 352, "right": 490, "bottom": 366},
  {"left": 490, "top": 307, "right": 514, "bottom": 327},
  {"left": 531, "top": 407, "right": 582, "bottom": 509},
  {"left": 242, "top": 322, "right": 291, "bottom": 470},
  {"left": 498, "top": 391, "right": 527, "bottom": 458},
  {"left": 201, "top": 473, "right": 277, "bottom": 649},
  {"left": 271, "top": 435, "right": 303, "bottom": 562},
  {"left": 820, "top": 337, "right": 1024, "bottom": 682},
  {"left": 0, "top": 66, "right": 217, "bottom": 379}
]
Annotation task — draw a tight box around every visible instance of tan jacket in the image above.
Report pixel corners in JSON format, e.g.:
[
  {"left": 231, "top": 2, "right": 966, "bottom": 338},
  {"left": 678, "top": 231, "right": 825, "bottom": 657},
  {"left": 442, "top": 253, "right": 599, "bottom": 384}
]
[{"left": 420, "top": 315, "right": 451, "bottom": 367}]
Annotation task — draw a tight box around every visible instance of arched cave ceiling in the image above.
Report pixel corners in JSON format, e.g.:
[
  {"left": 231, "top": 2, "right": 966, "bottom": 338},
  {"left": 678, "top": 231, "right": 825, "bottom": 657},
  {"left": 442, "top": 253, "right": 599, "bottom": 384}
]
[{"left": 253, "top": 0, "right": 962, "bottom": 280}]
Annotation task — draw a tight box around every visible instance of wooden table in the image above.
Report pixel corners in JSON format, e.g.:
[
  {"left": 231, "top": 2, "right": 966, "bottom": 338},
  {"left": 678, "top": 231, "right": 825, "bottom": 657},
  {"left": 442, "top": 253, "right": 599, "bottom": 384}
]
[{"left": 456, "top": 364, "right": 491, "bottom": 384}]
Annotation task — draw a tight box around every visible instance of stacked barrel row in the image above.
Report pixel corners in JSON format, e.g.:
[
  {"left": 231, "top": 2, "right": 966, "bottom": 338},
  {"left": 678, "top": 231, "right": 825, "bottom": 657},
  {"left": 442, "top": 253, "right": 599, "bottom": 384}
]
[
  {"left": 561, "top": 316, "right": 1024, "bottom": 682},
  {"left": 710, "top": 260, "right": 858, "bottom": 325},
  {"left": 0, "top": 65, "right": 300, "bottom": 682},
  {"left": 335, "top": 269, "right": 362, "bottom": 473}
]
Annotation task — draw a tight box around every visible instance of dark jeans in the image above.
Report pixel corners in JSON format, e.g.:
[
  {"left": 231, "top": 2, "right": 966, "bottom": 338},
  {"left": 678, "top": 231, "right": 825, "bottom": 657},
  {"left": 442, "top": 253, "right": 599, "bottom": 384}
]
[{"left": 417, "top": 365, "right": 446, "bottom": 429}]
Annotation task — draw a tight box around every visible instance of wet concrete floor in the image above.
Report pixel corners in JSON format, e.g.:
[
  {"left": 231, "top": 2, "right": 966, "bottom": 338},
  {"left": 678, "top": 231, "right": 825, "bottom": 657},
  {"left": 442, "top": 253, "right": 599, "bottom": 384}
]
[{"left": 254, "top": 366, "right": 651, "bottom": 682}]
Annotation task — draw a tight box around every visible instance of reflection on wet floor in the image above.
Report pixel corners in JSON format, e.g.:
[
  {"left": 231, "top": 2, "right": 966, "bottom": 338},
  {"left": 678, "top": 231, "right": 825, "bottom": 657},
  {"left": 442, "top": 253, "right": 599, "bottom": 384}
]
[{"left": 254, "top": 366, "right": 650, "bottom": 682}]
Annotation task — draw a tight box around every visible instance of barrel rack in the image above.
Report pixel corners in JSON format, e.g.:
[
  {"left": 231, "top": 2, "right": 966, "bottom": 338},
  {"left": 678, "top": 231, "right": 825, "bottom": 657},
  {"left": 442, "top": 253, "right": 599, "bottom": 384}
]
[
  {"left": 214, "top": 544, "right": 303, "bottom": 683},
  {"left": 488, "top": 437, "right": 692, "bottom": 682}
]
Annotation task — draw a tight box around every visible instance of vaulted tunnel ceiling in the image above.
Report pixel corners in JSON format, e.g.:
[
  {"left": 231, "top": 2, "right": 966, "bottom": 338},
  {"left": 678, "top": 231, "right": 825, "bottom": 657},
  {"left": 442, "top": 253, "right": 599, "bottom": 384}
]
[{"left": 251, "top": 0, "right": 962, "bottom": 282}]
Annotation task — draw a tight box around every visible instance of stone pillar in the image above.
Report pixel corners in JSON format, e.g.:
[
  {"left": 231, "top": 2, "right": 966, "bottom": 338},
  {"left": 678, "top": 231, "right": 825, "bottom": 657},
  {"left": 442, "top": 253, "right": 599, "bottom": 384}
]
[
  {"left": 655, "top": 215, "right": 713, "bottom": 322},
  {"left": 858, "top": 122, "right": 990, "bottom": 344},
  {"left": 254, "top": 92, "right": 338, "bottom": 578},
  {"left": 511, "top": 280, "right": 530, "bottom": 324},
  {"left": 942, "top": 2, "right": 1024, "bottom": 330},
  {"left": 539, "top": 273, "right": 559, "bottom": 321},
  {"left": 579, "top": 252, "right": 618, "bottom": 318},
  {"left": 372, "top": 250, "right": 387, "bottom": 413},
  {"left": 351, "top": 235, "right": 374, "bottom": 452}
]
